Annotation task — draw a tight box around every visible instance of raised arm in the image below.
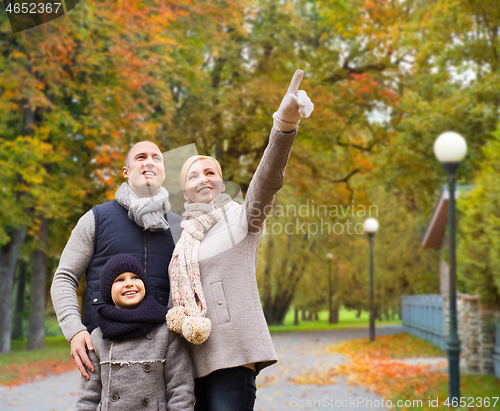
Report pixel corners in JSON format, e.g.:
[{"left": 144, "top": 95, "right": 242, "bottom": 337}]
[
  {"left": 246, "top": 70, "right": 314, "bottom": 232},
  {"left": 50, "top": 209, "right": 95, "bottom": 379}
]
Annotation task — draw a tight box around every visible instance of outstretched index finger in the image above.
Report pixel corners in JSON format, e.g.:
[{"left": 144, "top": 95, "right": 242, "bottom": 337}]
[{"left": 287, "top": 69, "right": 304, "bottom": 96}]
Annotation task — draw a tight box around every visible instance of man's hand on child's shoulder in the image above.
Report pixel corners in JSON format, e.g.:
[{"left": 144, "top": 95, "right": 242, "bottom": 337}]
[{"left": 71, "top": 330, "right": 95, "bottom": 380}]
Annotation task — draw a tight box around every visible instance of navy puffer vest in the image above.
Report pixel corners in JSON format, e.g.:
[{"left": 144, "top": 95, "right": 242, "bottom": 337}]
[{"left": 84, "top": 200, "right": 179, "bottom": 333}]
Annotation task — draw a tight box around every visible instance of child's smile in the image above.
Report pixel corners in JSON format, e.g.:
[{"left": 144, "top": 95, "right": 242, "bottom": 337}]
[{"left": 111, "top": 272, "right": 146, "bottom": 310}]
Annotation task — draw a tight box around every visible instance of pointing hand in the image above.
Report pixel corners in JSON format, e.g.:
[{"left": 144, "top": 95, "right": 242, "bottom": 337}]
[{"left": 274, "top": 70, "right": 314, "bottom": 128}]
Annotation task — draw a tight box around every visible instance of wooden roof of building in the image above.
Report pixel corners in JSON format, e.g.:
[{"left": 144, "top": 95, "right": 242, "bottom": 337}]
[{"left": 421, "top": 185, "right": 473, "bottom": 249}]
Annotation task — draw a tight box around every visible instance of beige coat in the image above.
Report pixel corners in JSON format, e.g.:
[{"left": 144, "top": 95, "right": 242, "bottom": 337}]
[{"left": 185, "top": 127, "right": 297, "bottom": 378}]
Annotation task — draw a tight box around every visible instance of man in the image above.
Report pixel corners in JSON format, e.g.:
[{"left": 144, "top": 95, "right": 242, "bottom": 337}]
[{"left": 51, "top": 141, "right": 182, "bottom": 380}]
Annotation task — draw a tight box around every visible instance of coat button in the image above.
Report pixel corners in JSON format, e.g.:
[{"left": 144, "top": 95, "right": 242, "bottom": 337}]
[
  {"left": 218, "top": 301, "right": 223, "bottom": 306},
  {"left": 93, "top": 298, "right": 98, "bottom": 302},
  {"left": 143, "top": 363, "right": 151, "bottom": 372},
  {"left": 145, "top": 333, "right": 153, "bottom": 339},
  {"left": 111, "top": 394, "right": 119, "bottom": 402},
  {"left": 112, "top": 363, "right": 121, "bottom": 371},
  {"left": 142, "top": 397, "right": 150, "bottom": 406}
]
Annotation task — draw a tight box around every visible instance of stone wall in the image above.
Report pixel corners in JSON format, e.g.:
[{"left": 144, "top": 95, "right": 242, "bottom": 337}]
[{"left": 444, "top": 293, "right": 499, "bottom": 374}]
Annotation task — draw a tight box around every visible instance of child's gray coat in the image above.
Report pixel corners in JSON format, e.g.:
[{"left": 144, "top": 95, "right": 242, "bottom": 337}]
[{"left": 77, "top": 323, "right": 194, "bottom": 411}]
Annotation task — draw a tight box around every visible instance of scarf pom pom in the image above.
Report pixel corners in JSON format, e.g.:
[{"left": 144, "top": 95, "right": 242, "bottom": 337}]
[
  {"left": 166, "top": 306, "right": 187, "bottom": 334},
  {"left": 182, "top": 316, "right": 211, "bottom": 345}
]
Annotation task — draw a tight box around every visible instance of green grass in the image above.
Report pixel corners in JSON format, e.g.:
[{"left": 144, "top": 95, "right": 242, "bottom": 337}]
[
  {"left": 12, "top": 314, "right": 64, "bottom": 339},
  {"left": 0, "top": 336, "right": 73, "bottom": 385},
  {"left": 1, "top": 336, "right": 70, "bottom": 367},
  {"left": 45, "top": 315, "right": 65, "bottom": 337},
  {"left": 268, "top": 307, "right": 401, "bottom": 333}
]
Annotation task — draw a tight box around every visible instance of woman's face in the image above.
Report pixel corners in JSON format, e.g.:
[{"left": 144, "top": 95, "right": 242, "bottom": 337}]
[{"left": 184, "top": 159, "right": 225, "bottom": 204}]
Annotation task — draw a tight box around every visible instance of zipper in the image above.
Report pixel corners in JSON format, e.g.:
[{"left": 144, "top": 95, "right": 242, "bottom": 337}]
[{"left": 144, "top": 231, "right": 147, "bottom": 274}]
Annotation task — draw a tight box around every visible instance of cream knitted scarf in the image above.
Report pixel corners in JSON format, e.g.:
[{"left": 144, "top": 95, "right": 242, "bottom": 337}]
[{"left": 167, "top": 193, "right": 238, "bottom": 344}]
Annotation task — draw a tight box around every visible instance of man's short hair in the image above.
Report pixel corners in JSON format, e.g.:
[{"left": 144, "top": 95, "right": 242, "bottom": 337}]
[{"left": 124, "top": 140, "right": 161, "bottom": 167}]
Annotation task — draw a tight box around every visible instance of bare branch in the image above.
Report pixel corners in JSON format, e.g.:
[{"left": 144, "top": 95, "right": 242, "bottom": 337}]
[{"left": 329, "top": 168, "right": 363, "bottom": 183}]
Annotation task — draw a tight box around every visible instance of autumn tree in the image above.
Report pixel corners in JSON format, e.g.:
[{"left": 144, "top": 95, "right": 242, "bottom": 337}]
[
  {"left": 457, "top": 127, "right": 500, "bottom": 308},
  {"left": 0, "top": 0, "right": 193, "bottom": 352},
  {"left": 2, "top": 0, "right": 498, "bottom": 345},
  {"left": 375, "top": 0, "right": 500, "bottom": 209}
]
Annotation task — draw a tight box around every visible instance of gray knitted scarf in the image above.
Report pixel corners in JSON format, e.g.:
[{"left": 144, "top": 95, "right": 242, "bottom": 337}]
[{"left": 115, "top": 183, "right": 171, "bottom": 231}]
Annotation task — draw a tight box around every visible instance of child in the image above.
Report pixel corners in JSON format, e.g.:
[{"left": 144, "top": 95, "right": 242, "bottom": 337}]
[{"left": 77, "top": 254, "right": 195, "bottom": 411}]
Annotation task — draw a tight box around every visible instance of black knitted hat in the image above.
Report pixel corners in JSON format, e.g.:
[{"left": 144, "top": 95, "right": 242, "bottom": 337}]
[{"left": 100, "top": 254, "right": 147, "bottom": 305}]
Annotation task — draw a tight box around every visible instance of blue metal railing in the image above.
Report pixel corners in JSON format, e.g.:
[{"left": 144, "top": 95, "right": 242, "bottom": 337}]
[
  {"left": 401, "top": 294, "right": 446, "bottom": 351},
  {"left": 494, "top": 322, "right": 500, "bottom": 378}
]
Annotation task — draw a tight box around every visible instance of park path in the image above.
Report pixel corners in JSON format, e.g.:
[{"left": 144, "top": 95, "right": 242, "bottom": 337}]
[{"left": 0, "top": 325, "right": 402, "bottom": 411}]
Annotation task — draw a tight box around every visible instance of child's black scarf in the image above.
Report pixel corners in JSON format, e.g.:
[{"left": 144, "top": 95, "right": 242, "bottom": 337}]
[{"left": 96, "top": 296, "right": 169, "bottom": 341}]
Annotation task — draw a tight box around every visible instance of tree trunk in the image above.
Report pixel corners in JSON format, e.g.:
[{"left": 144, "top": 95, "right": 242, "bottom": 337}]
[
  {"left": 261, "top": 237, "right": 275, "bottom": 323},
  {"left": 356, "top": 308, "right": 362, "bottom": 318},
  {"left": 28, "top": 217, "right": 49, "bottom": 350},
  {"left": 301, "top": 309, "right": 306, "bottom": 321},
  {"left": 0, "top": 227, "right": 27, "bottom": 353},
  {"left": 384, "top": 307, "right": 390, "bottom": 321},
  {"left": 275, "top": 299, "right": 290, "bottom": 325},
  {"left": 12, "top": 260, "right": 27, "bottom": 340},
  {"left": 262, "top": 233, "right": 316, "bottom": 325},
  {"left": 330, "top": 306, "right": 339, "bottom": 324},
  {"left": 1, "top": 101, "right": 35, "bottom": 351},
  {"left": 293, "top": 307, "right": 299, "bottom": 326}
]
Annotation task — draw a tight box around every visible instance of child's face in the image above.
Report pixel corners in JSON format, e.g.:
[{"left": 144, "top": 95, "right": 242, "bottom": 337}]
[{"left": 111, "top": 272, "right": 146, "bottom": 310}]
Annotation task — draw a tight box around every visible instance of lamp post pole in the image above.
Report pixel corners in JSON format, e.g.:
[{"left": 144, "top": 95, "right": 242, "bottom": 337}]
[
  {"left": 369, "top": 232, "right": 375, "bottom": 342},
  {"left": 364, "top": 218, "right": 379, "bottom": 343},
  {"left": 326, "top": 253, "right": 333, "bottom": 324},
  {"left": 445, "top": 166, "right": 461, "bottom": 402},
  {"left": 434, "top": 131, "right": 467, "bottom": 405}
]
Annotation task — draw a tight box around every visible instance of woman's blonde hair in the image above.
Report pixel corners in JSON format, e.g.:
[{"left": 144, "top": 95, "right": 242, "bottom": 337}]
[{"left": 180, "top": 155, "right": 223, "bottom": 189}]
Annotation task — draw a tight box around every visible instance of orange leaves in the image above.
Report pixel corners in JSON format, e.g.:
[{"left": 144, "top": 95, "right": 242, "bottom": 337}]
[
  {"left": 341, "top": 73, "right": 388, "bottom": 103},
  {"left": 92, "top": 143, "right": 126, "bottom": 188},
  {"left": 381, "top": 88, "right": 398, "bottom": 102},
  {"left": 328, "top": 333, "right": 444, "bottom": 359},
  {"left": 258, "top": 375, "right": 280, "bottom": 387},
  {"left": 0, "top": 359, "right": 76, "bottom": 387},
  {"left": 332, "top": 356, "right": 447, "bottom": 399},
  {"left": 282, "top": 333, "right": 448, "bottom": 405},
  {"left": 288, "top": 369, "right": 338, "bottom": 386},
  {"left": 319, "top": 334, "right": 447, "bottom": 399}
]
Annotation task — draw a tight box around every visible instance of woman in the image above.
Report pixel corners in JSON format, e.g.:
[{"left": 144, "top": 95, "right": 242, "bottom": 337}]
[{"left": 167, "top": 70, "right": 314, "bottom": 411}]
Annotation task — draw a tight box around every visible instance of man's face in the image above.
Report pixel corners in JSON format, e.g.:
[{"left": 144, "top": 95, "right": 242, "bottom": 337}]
[{"left": 123, "top": 142, "right": 166, "bottom": 198}]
